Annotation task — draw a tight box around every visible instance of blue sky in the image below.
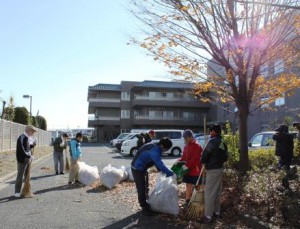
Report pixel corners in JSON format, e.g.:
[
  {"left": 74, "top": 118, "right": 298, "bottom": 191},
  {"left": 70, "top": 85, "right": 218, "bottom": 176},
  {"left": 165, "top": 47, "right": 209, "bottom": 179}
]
[{"left": 0, "top": 0, "right": 170, "bottom": 130}]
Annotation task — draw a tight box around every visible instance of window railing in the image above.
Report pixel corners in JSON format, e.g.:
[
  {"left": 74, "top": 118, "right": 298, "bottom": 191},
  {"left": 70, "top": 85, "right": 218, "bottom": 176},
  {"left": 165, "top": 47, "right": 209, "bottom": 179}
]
[{"left": 88, "top": 98, "right": 120, "bottom": 103}]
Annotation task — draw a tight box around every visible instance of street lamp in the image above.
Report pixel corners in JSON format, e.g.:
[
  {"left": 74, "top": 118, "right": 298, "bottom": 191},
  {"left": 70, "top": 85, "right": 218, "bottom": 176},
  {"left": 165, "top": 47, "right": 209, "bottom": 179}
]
[{"left": 23, "top": 95, "right": 32, "bottom": 120}]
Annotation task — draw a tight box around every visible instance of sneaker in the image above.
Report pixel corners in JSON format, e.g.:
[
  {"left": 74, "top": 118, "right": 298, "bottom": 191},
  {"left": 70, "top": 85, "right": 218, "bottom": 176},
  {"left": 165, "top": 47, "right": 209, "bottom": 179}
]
[
  {"left": 75, "top": 180, "right": 80, "bottom": 184},
  {"left": 213, "top": 212, "right": 222, "bottom": 219},
  {"left": 55, "top": 172, "right": 59, "bottom": 175},
  {"left": 68, "top": 182, "right": 72, "bottom": 186},
  {"left": 60, "top": 172, "right": 64, "bottom": 175},
  {"left": 14, "top": 193, "right": 21, "bottom": 198}
]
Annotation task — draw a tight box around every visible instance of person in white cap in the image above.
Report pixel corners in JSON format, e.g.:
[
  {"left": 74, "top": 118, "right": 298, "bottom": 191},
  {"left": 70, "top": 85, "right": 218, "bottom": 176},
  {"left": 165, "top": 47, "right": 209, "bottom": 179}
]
[{"left": 14, "top": 125, "right": 37, "bottom": 198}]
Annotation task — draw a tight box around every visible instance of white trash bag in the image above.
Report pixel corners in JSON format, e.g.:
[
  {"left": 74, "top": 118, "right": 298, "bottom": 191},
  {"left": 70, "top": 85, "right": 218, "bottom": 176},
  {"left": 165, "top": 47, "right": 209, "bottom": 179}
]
[
  {"left": 78, "top": 162, "right": 100, "bottom": 186},
  {"left": 125, "top": 166, "right": 134, "bottom": 181},
  {"left": 148, "top": 172, "right": 179, "bottom": 215},
  {"left": 119, "top": 165, "right": 129, "bottom": 181},
  {"left": 100, "top": 164, "right": 124, "bottom": 189}
]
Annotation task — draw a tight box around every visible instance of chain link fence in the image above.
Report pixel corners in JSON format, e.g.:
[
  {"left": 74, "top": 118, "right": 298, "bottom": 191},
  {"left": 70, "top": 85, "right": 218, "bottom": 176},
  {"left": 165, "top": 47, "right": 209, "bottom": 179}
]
[{"left": 0, "top": 119, "right": 52, "bottom": 152}]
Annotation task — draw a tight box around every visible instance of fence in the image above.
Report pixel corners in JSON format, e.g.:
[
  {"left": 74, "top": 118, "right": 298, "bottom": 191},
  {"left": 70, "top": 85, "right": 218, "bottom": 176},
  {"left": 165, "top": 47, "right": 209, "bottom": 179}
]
[{"left": 0, "top": 119, "right": 52, "bottom": 152}]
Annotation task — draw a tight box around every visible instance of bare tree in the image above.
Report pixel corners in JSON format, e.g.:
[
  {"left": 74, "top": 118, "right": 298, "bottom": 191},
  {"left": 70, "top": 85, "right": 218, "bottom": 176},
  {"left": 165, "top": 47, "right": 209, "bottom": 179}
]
[{"left": 130, "top": 0, "right": 300, "bottom": 172}]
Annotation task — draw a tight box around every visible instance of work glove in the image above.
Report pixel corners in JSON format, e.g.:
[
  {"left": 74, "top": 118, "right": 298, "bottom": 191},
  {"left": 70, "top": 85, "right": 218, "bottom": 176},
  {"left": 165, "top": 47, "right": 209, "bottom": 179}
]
[{"left": 166, "top": 171, "right": 174, "bottom": 177}]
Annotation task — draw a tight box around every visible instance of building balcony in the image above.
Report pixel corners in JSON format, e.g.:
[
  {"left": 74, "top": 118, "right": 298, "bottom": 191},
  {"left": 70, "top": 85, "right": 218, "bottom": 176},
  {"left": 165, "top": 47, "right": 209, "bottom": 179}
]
[
  {"left": 88, "top": 98, "right": 121, "bottom": 108},
  {"left": 132, "top": 115, "right": 204, "bottom": 126},
  {"left": 88, "top": 116, "right": 121, "bottom": 126},
  {"left": 132, "top": 96, "right": 208, "bottom": 108}
]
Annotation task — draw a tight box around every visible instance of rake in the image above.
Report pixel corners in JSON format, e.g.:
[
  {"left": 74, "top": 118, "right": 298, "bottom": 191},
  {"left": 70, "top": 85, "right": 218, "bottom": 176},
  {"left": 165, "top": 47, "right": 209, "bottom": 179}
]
[
  {"left": 186, "top": 167, "right": 205, "bottom": 220},
  {"left": 21, "top": 147, "right": 35, "bottom": 198},
  {"left": 65, "top": 149, "right": 70, "bottom": 172}
]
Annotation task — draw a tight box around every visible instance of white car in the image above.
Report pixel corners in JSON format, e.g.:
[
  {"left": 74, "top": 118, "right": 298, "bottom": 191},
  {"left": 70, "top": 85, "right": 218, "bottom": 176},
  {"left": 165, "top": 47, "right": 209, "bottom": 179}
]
[
  {"left": 121, "top": 129, "right": 185, "bottom": 157},
  {"left": 110, "top": 133, "right": 130, "bottom": 147}
]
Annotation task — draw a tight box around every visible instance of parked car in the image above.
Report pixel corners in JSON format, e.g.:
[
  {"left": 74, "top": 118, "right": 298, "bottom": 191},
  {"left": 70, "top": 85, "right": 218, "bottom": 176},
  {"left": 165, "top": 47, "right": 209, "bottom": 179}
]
[
  {"left": 248, "top": 131, "right": 297, "bottom": 149},
  {"left": 196, "top": 135, "right": 208, "bottom": 148},
  {"left": 121, "top": 129, "right": 184, "bottom": 157},
  {"left": 110, "top": 133, "right": 130, "bottom": 147},
  {"left": 115, "top": 133, "right": 138, "bottom": 150}
]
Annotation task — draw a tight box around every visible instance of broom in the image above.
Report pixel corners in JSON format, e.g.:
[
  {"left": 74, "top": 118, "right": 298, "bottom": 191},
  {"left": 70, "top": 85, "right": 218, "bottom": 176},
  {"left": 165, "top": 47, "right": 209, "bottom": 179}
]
[
  {"left": 21, "top": 147, "right": 35, "bottom": 198},
  {"left": 186, "top": 167, "right": 205, "bottom": 220},
  {"left": 65, "top": 149, "right": 70, "bottom": 172}
]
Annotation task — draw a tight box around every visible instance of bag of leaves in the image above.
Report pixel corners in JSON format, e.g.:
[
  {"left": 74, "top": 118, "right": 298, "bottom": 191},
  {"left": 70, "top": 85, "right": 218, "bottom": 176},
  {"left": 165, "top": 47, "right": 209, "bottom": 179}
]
[
  {"left": 78, "top": 162, "right": 100, "bottom": 186},
  {"left": 148, "top": 172, "right": 179, "bottom": 215},
  {"left": 100, "top": 164, "right": 124, "bottom": 189}
]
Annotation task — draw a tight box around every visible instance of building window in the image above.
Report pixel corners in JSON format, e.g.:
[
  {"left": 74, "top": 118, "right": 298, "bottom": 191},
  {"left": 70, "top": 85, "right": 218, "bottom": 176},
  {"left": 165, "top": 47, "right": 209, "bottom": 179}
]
[
  {"left": 161, "top": 92, "right": 167, "bottom": 97},
  {"left": 275, "top": 96, "right": 285, "bottom": 106},
  {"left": 260, "top": 97, "right": 269, "bottom": 109},
  {"left": 121, "top": 110, "right": 130, "bottom": 119},
  {"left": 274, "top": 59, "right": 284, "bottom": 74},
  {"left": 260, "top": 64, "right": 268, "bottom": 77},
  {"left": 121, "top": 92, "right": 130, "bottom": 101}
]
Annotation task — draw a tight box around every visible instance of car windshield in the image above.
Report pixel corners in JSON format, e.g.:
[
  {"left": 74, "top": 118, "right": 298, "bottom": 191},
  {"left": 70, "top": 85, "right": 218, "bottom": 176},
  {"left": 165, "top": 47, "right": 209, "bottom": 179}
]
[{"left": 117, "top": 133, "right": 129, "bottom": 139}]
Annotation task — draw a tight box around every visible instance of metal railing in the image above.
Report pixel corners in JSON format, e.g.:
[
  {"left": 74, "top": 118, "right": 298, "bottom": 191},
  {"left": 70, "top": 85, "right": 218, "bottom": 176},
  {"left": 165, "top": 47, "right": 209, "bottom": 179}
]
[{"left": 0, "top": 119, "right": 52, "bottom": 152}]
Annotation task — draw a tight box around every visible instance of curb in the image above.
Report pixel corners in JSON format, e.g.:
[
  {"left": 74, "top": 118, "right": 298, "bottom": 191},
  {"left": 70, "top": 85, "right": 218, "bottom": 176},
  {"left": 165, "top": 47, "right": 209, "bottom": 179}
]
[{"left": 0, "top": 153, "right": 52, "bottom": 184}]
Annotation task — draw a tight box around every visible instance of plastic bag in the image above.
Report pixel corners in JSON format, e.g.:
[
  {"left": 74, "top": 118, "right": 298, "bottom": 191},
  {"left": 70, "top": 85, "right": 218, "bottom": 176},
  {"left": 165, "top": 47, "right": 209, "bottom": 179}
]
[
  {"left": 100, "top": 164, "right": 123, "bottom": 189},
  {"left": 171, "top": 163, "right": 189, "bottom": 182},
  {"left": 148, "top": 172, "right": 179, "bottom": 215},
  {"left": 119, "top": 165, "right": 129, "bottom": 181},
  {"left": 125, "top": 166, "right": 134, "bottom": 181},
  {"left": 78, "top": 162, "right": 100, "bottom": 186}
]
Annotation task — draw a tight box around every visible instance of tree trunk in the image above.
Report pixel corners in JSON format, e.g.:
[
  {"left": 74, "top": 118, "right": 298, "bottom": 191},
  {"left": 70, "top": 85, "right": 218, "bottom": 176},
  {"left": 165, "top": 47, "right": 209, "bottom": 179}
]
[{"left": 238, "top": 104, "right": 250, "bottom": 173}]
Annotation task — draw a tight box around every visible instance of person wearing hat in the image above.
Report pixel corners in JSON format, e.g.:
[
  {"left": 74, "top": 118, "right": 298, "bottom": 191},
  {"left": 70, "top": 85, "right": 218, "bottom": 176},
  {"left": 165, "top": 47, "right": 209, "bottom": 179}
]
[
  {"left": 131, "top": 137, "right": 174, "bottom": 216},
  {"left": 176, "top": 129, "right": 203, "bottom": 208},
  {"left": 14, "top": 125, "right": 37, "bottom": 198},
  {"left": 52, "top": 133, "right": 68, "bottom": 175},
  {"left": 200, "top": 124, "right": 228, "bottom": 223},
  {"left": 273, "top": 124, "right": 294, "bottom": 170}
]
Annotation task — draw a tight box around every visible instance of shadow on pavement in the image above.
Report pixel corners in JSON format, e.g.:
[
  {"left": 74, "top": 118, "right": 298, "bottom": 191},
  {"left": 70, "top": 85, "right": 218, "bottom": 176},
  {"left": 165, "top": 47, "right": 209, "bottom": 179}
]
[
  {"left": 6, "top": 174, "right": 57, "bottom": 185},
  {"left": 102, "top": 212, "right": 184, "bottom": 229},
  {"left": 34, "top": 183, "right": 82, "bottom": 195},
  {"left": 0, "top": 196, "right": 20, "bottom": 204}
]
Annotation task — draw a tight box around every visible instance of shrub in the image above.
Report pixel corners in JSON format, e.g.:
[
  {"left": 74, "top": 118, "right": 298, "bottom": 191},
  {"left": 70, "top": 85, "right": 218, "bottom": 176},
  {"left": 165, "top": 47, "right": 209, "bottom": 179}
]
[
  {"left": 249, "top": 148, "right": 277, "bottom": 171},
  {"left": 222, "top": 122, "right": 240, "bottom": 169}
]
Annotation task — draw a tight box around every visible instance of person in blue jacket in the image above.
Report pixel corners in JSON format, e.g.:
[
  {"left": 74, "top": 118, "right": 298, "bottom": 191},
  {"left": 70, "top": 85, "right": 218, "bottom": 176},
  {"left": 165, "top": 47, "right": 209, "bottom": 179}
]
[
  {"left": 131, "top": 137, "right": 174, "bottom": 216},
  {"left": 68, "top": 132, "right": 83, "bottom": 186}
]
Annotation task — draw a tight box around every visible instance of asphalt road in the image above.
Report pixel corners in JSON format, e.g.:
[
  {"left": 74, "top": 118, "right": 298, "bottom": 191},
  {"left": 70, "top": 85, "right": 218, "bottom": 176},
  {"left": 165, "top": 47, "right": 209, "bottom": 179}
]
[{"left": 0, "top": 143, "right": 183, "bottom": 229}]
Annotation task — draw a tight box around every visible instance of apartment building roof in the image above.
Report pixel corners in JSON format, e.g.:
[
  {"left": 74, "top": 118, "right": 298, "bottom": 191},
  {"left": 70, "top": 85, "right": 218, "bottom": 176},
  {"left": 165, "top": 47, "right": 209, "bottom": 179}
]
[
  {"left": 89, "top": 84, "right": 121, "bottom": 91},
  {"left": 134, "top": 80, "right": 194, "bottom": 89}
]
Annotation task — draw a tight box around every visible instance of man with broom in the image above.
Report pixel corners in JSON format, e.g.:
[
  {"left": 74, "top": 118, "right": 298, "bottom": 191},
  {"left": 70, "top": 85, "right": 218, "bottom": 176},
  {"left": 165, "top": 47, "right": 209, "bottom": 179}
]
[
  {"left": 14, "top": 125, "right": 37, "bottom": 198},
  {"left": 200, "top": 124, "right": 228, "bottom": 224},
  {"left": 52, "top": 133, "right": 68, "bottom": 175}
]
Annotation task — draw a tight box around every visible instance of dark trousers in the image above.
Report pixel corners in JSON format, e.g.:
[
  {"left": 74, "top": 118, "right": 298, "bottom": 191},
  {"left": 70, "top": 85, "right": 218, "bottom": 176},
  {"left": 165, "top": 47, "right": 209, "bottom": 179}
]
[
  {"left": 278, "top": 154, "right": 292, "bottom": 170},
  {"left": 15, "top": 159, "right": 30, "bottom": 193},
  {"left": 131, "top": 167, "right": 150, "bottom": 209}
]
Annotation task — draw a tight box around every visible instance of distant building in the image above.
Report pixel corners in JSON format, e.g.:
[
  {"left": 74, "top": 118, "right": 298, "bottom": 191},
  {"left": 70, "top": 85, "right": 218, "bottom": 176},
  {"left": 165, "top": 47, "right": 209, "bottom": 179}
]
[
  {"left": 207, "top": 56, "right": 300, "bottom": 139},
  {"left": 87, "top": 80, "right": 211, "bottom": 142}
]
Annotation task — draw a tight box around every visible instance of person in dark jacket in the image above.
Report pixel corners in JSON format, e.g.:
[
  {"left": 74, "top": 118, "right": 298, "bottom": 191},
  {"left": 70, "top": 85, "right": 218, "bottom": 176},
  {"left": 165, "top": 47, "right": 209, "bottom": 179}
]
[
  {"left": 14, "top": 125, "right": 37, "bottom": 198},
  {"left": 136, "top": 130, "right": 155, "bottom": 150},
  {"left": 273, "top": 124, "right": 294, "bottom": 170},
  {"left": 52, "top": 133, "right": 68, "bottom": 175},
  {"left": 200, "top": 124, "right": 228, "bottom": 223},
  {"left": 131, "top": 137, "right": 174, "bottom": 216}
]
